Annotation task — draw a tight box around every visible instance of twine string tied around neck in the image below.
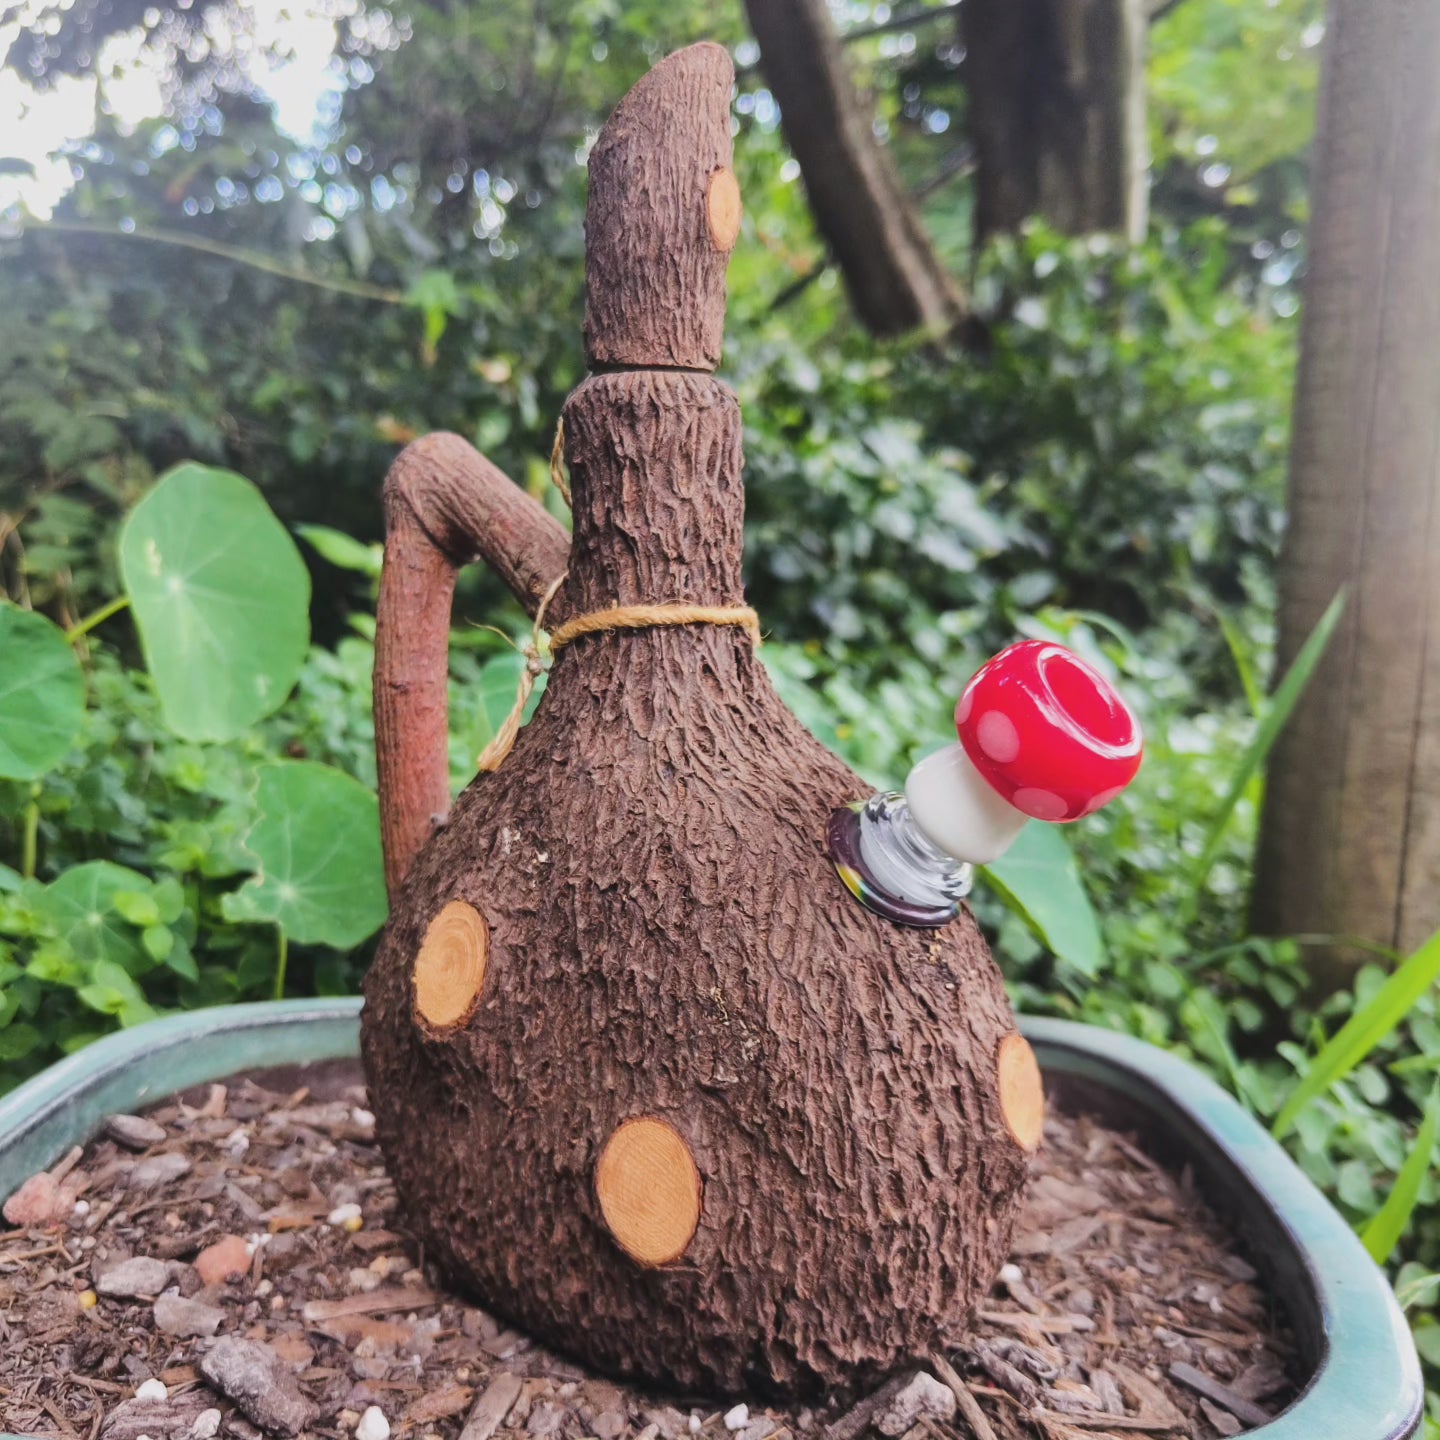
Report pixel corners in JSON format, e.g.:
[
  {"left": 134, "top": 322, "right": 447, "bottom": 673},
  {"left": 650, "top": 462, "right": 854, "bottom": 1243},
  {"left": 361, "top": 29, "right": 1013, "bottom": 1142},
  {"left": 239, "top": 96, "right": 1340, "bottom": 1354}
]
[{"left": 476, "top": 573, "right": 761, "bottom": 773}]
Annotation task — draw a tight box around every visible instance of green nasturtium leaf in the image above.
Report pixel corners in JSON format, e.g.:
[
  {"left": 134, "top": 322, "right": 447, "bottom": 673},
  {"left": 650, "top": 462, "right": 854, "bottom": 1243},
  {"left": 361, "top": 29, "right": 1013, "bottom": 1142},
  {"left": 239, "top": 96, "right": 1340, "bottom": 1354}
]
[
  {"left": 77, "top": 959, "right": 155, "bottom": 1025},
  {"left": 0, "top": 1023, "right": 42, "bottom": 1061},
  {"left": 119, "top": 464, "right": 310, "bottom": 741},
  {"left": 223, "top": 761, "right": 387, "bottom": 948},
  {"left": 982, "top": 823, "right": 1105, "bottom": 978},
  {"left": 296, "top": 524, "right": 383, "bottom": 580},
  {"left": 38, "top": 862, "right": 152, "bottom": 971},
  {"left": 0, "top": 602, "right": 85, "bottom": 779}
]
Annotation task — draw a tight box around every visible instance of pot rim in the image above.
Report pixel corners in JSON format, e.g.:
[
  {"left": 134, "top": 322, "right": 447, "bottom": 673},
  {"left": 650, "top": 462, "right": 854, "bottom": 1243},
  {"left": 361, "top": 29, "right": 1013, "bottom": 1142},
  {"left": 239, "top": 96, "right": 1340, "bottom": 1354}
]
[
  {"left": 0, "top": 1001, "right": 1422, "bottom": 1440},
  {"left": 1026, "top": 1016, "right": 1423, "bottom": 1440}
]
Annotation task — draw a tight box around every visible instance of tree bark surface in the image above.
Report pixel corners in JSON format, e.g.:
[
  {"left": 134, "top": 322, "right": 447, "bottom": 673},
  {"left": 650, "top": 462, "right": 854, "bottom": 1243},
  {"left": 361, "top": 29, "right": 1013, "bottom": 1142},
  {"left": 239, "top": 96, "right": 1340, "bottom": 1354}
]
[
  {"left": 1253, "top": 0, "right": 1440, "bottom": 983},
  {"left": 374, "top": 433, "right": 570, "bottom": 894},
  {"left": 583, "top": 42, "right": 736, "bottom": 370},
  {"left": 362, "top": 43, "right": 1028, "bottom": 1398},
  {"left": 741, "top": 0, "right": 964, "bottom": 338},
  {"left": 963, "top": 0, "right": 1148, "bottom": 243}
]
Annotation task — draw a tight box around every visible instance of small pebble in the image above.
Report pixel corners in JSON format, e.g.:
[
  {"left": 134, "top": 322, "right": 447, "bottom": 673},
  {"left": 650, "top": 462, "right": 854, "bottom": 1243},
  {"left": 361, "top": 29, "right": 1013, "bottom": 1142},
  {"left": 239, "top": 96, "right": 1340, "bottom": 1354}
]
[
  {"left": 356, "top": 1405, "right": 391, "bottom": 1440},
  {"left": 73, "top": 1199, "right": 90, "bottom": 1216},
  {"left": 78, "top": 1289, "right": 98, "bottom": 1309},
  {"left": 192, "top": 1410, "right": 223, "bottom": 1440},
  {"left": 130, "top": 1152, "right": 192, "bottom": 1189},
  {"left": 195, "top": 1234, "right": 253, "bottom": 1286},
  {"left": 98, "top": 1256, "right": 171, "bottom": 1298},
  {"left": 136, "top": 1378, "right": 168, "bottom": 1401},
  {"left": 105, "top": 1114, "right": 168, "bottom": 1150},
  {"left": 998, "top": 1262, "right": 1023, "bottom": 1285},
  {"left": 328, "top": 1202, "right": 363, "bottom": 1227},
  {"left": 875, "top": 1372, "right": 955, "bottom": 1438},
  {"left": 154, "top": 1290, "right": 226, "bottom": 1338},
  {"left": 199, "top": 1336, "right": 317, "bottom": 1436},
  {"left": 3, "top": 1171, "right": 65, "bottom": 1227},
  {"left": 723, "top": 1406, "right": 749, "bottom": 1432},
  {"left": 688, "top": 1417, "right": 702, "bottom": 1435}
]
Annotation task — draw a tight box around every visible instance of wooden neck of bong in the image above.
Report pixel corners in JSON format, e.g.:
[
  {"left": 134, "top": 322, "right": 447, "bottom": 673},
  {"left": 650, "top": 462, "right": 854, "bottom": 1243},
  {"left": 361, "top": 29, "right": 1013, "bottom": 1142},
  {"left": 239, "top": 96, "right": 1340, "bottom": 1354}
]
[
  {"left": 560, "top": 372, "right": 746, "bottom": 617},
  {"left": 557, "top": 41, "right": 746, "bottom": 622}
]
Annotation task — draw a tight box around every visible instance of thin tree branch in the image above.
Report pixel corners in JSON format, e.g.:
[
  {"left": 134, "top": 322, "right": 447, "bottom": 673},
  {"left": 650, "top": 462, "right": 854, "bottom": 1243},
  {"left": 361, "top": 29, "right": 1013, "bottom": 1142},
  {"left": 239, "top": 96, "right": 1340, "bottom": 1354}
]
[
  {"left": 26, "top": 219, "right": 405, "bottom": 303},
  {"left": 915, "top": 144, "right": 975, "bottom": 200},
  {"left": 768, "top": 256, "right": 831, "bottom": 311},
  {"left": 737, "top": 1, "right": 961, "bottom": 77}
]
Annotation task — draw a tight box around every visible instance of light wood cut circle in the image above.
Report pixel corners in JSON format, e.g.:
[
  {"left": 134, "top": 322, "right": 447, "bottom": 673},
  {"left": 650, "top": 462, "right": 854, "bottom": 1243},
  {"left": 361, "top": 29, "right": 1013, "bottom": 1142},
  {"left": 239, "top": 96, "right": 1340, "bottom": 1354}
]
[
  {"left": 706, "top": 168, "right": 743, "bottom": 251},
  {"left": 998, "top": 1032, "right": 1045, "bottom": 1151},
  {"left": 412, "top": 900, "right": 489, "bottom": 1029},
  {"left": 595, "top": 1117, "right": 702, "bottom": 1266}
]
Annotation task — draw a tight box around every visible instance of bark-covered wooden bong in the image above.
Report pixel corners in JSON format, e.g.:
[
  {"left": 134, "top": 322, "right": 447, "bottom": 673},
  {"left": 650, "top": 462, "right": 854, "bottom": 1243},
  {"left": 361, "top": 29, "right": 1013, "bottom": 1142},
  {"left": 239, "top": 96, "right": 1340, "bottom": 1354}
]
[{"left": 362, "top": 42, "right": 1042, "bottom": 1397}]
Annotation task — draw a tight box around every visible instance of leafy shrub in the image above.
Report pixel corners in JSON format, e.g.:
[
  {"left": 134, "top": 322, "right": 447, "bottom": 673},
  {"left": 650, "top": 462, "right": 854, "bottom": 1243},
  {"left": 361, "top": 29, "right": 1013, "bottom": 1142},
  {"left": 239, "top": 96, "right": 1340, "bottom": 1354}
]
[
  {"left": 740, "top": 222, "right": 1294, "bottom": 700},
  {"left": 0, "top": 467, "right": 391, "bottom": 1086}
]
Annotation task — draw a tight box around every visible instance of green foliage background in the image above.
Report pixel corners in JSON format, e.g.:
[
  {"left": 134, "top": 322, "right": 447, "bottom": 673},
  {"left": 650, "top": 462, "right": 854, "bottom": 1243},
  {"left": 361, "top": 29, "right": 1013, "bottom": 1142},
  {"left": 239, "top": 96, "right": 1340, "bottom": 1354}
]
[{"left": 5, "top": 0, "right": 1440, "bottom": 1424}]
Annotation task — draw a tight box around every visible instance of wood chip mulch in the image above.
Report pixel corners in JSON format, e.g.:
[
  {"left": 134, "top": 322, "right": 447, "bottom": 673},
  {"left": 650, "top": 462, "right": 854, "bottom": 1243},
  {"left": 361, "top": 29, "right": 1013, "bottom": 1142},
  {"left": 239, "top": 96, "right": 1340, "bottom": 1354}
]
[{"left": 0, "top": 1061, "right": 1296, "bottom": 1440}]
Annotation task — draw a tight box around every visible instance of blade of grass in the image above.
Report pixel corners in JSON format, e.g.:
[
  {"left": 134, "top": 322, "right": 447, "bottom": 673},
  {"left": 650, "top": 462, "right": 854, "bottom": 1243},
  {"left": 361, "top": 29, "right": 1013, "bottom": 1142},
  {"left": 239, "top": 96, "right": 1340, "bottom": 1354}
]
[
  {"left": 1216, "top": 608, "right": 1263, "bottom": 717},
  {"left": 1361, "top": 1086, "right": 1439, "bottom": 1264},
  {"left": 1389, "top": 1053, "right": 1440, "bottom": 1077},
  {"left": 1273, "top": 925, "right": 1440, "bottom": 1139},
  {"left": 1187, "top": 589, "right": 1346, "bottom": 912}
]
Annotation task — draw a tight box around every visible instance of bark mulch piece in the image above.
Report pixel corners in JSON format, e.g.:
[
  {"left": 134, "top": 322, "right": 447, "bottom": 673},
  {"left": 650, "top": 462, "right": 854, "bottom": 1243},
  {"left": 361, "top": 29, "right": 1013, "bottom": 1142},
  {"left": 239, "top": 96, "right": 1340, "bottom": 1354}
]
[{"left": 0, "top": 1060, "right": 1296, "bottom": 1440}]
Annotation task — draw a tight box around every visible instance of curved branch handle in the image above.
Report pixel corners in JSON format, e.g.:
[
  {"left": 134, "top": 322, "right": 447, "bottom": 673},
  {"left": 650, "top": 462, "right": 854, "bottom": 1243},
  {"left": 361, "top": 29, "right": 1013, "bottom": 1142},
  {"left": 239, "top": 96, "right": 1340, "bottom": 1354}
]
[{"left": 375, "top": 432, "right": 571, "bottom": 897}]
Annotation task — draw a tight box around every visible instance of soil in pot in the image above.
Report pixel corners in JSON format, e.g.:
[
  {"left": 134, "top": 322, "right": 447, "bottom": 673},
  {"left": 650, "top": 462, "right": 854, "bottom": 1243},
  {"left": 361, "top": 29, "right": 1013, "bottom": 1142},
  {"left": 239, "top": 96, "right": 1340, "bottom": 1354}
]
[{"left": 0, "top": 1060, "right": 1297, "bottom": 1440}]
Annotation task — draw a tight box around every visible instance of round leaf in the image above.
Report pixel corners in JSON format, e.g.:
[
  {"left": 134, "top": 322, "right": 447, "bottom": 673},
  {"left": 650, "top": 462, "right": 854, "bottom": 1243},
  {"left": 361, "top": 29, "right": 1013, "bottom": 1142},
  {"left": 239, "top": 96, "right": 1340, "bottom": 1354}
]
[
  {"left": 0, "top": 602, "right": 85, "bottom": 779},
  {"left": 119, "top": 463, "right": 310, "bottom": 741},
  {"left": 223, "top": 761, "right": 387, "bottom": 948},
  {"left": 39, "top": 862, "right": 152, "bottom": 971}
]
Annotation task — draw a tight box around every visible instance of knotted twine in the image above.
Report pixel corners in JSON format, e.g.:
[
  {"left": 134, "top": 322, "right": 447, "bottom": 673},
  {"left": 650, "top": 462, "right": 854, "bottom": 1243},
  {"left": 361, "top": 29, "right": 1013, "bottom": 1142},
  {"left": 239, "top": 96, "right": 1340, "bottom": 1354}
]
[{"left": 475, "top": 422, "right": 761, "bottom": 773}]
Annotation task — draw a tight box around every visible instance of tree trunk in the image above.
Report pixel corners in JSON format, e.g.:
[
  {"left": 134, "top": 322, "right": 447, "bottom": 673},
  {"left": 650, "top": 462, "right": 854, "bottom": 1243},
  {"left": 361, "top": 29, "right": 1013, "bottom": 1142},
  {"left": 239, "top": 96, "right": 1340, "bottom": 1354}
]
[
  {"left": 1253, "top": 0, "right": 1440, "bottom": 988},
  {"left": 361, "top": 43, "right": 1031, "bottom": 1397},
  {"left": 963, "top": 0, "right": 1148, "bottom": 243},
  {"left": 741, "top": 0, "right": 965, "bottom": 338}
]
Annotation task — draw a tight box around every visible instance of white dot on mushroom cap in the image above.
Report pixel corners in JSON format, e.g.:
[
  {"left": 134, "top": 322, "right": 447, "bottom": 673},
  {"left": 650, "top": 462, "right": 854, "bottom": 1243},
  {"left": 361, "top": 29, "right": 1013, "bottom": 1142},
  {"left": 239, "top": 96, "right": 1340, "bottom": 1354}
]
[
  {"left": 956, "top": 687, "right": 975, "bottom": 725},
  {"left": 1086, "top": 785, "right": 1126, "bottom": 813},
  {"left": 977, "top": 710, "right": 1021, "bottom": 763},
  {"left": 1012, "top": 787, "right": 1069, "bottom": 821}
]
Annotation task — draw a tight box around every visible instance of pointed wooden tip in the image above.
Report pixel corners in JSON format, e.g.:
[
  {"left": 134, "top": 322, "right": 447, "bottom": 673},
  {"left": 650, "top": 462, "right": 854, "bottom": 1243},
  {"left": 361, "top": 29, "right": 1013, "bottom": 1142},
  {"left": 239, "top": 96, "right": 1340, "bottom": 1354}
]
[
  {"left": 583, "top": 43, "right": 738, "bottom": 370},
  {"left": 997, "top": 1033, "right": 1044, "bottom": 1151},
  {"left": 598, "top": 42, "right": 733, "bottom": 147},
  {"left": 595, "top": 1117, "right": 702, "bottom": 1266}
]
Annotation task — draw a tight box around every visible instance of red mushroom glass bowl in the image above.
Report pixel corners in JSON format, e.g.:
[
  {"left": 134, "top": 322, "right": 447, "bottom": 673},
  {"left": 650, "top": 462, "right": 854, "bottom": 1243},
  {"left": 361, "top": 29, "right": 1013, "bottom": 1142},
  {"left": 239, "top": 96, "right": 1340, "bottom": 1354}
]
[{"left": 829, "top": 640, "right": 1143, "bottom": 927}]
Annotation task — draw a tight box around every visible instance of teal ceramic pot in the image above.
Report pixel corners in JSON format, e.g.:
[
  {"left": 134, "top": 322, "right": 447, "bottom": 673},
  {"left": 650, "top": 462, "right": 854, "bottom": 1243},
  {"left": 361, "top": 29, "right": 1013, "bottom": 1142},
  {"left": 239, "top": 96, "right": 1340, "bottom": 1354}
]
[{"left": 0, "top": 1001, "right": 1422, "bottom": 1440}]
